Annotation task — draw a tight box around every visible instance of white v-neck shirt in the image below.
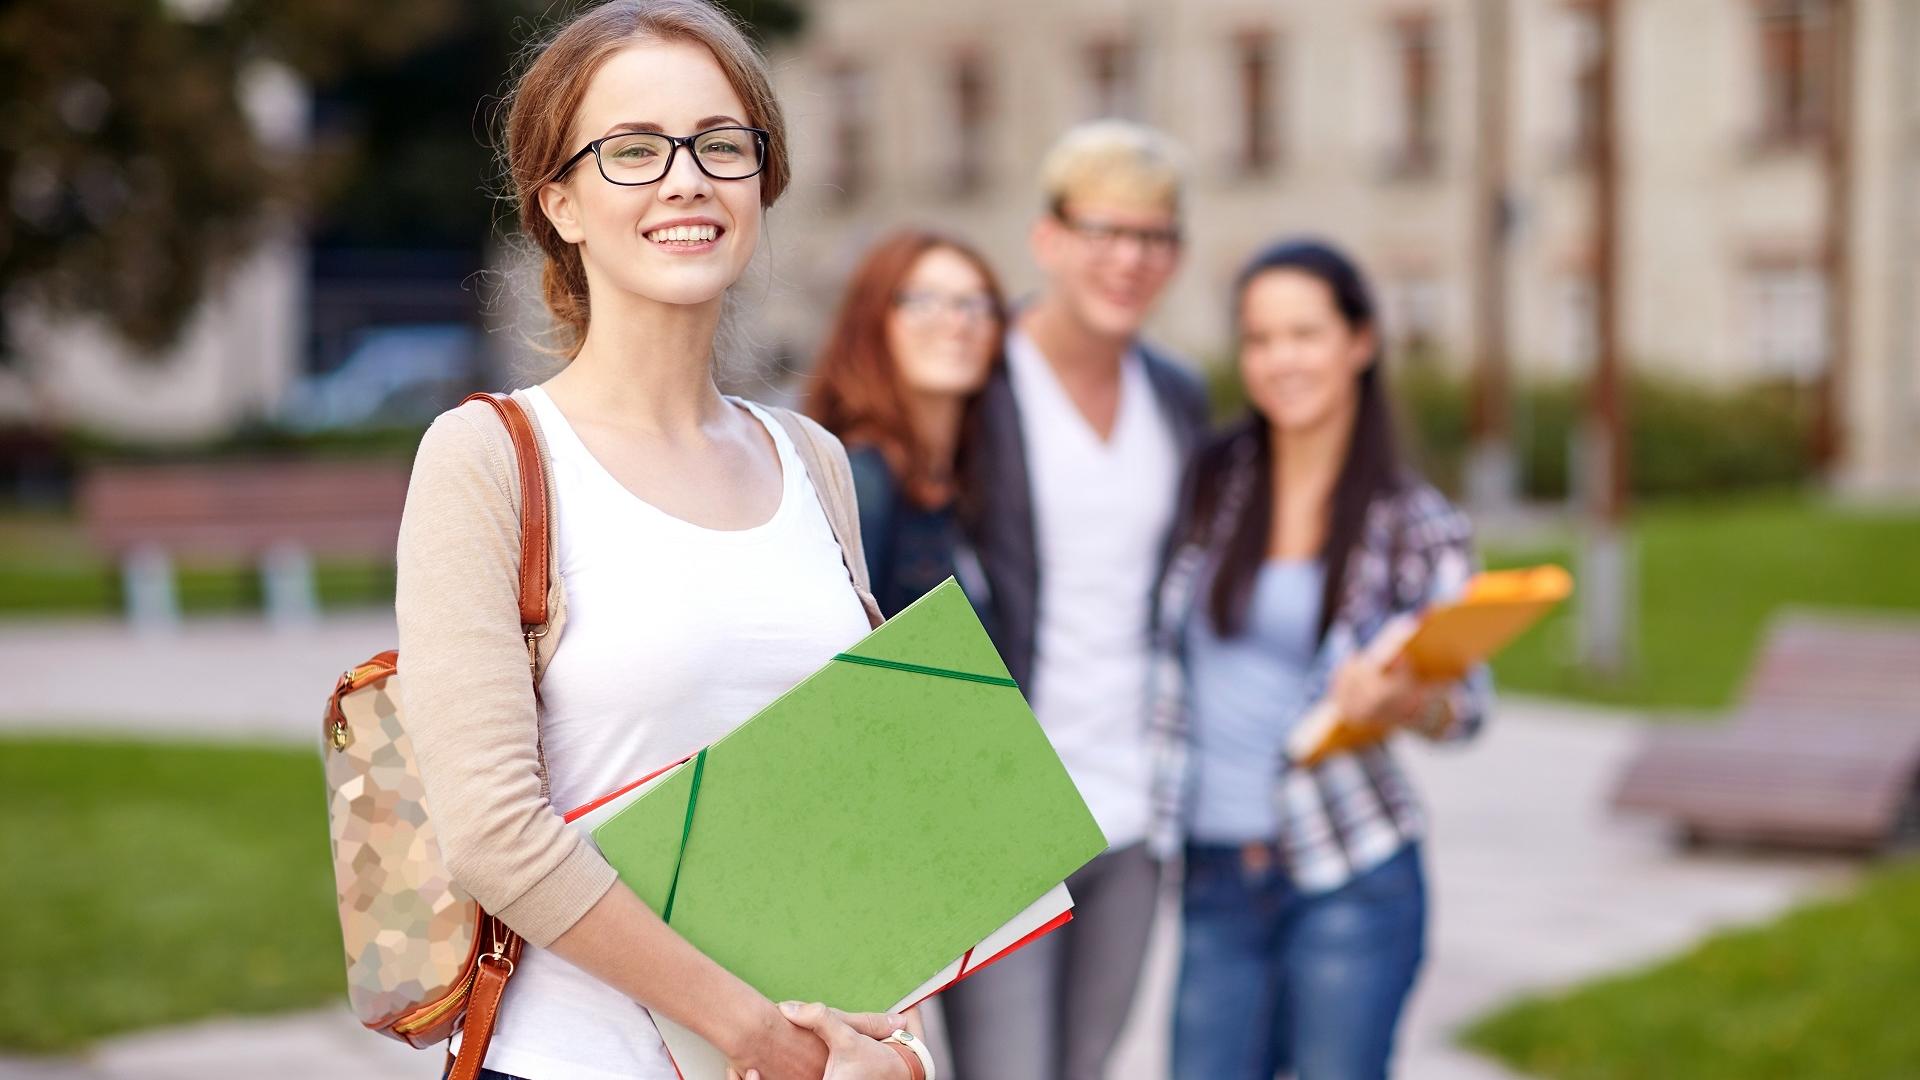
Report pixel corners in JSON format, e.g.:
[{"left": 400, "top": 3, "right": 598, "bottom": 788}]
[
  {"left": 1006, "top": 329, "right": 1183, "bottom": 850},
  {"left": 472, "top": 385, "right": 872, "bottom": 1080}
]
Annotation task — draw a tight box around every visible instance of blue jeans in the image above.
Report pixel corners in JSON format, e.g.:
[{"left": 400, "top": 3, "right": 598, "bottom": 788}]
[{"left": 1172, "top": 841, "right": 1426, "bottom": 1080}]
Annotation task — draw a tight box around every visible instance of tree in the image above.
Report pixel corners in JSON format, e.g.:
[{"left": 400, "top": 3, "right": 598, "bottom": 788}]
[{"left": 0, "top": 0, "right": 803, "bottom": 359}]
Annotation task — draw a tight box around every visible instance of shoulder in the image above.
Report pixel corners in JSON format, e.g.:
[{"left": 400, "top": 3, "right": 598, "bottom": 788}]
[
  {"left": 1384, "top": 471, "right": 1474, "bottom": 551},
  {"left": 976, "top": 361, "right": 1018, "bottom": 412},
  {"left": 764, "top": 405, "right": 851, "bottom": 466},
  {"left": 841, "top": 442, "right": 902, "bottom": 537},
  {"left": 409, "top": 398, "right": 519, "bottom": 499},
  {"left": 842, "top": 441, "right": 896, "bottom": 490},
  {"left": 1136, "top": 342, "right": 1209, "bottom": 418}
]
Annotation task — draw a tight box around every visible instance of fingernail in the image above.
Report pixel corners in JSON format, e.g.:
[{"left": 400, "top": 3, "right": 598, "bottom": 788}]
[
  {"left": 779, "top": 1001, "right": 799, "bottom": 1017},
  {"left": 889, "top": 1014, "right": 906, "bottom": 1027}
]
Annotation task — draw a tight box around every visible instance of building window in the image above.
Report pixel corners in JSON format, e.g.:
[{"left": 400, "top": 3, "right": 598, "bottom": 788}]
[
  {"left": 1085, "top": 37, "right": 1138, "bottom": 120},
  {"left": 1755, "top": 0, "right": 1831, "bottom": 145},
  {"left": 827, "top": 62, "right": 871, "bottom": 206},
  {"left": 1746, "top": 263, "right": 1828, "bottom": 380},
  {"left": 1562, "top": 2, "right": 1604, "bottom": 167},
  {"left": 947, "top": 50, "right": 991, "bottom": 196},
  {"left": 1387, "top": 13, "right": 1442, "bottom": 177},
  {"left": 1234, "top": 31, "right": 1282, "bottom": 174}
]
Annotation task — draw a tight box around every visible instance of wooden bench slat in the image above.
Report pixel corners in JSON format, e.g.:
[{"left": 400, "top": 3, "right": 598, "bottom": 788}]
[
  {"left": 80, "top": 462, "right": 411, "bottom": 557},
  {"left": 1611, "top": 614, "right": 1920, "bottom": 849}
]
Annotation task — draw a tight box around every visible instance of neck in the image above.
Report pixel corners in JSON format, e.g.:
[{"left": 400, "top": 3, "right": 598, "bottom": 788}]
[
  {"left": 1018, "top": 294, "right": 1131, "bottom": 382},
  {"left": 1271, "top": 401, "right": 1358, "bottom": 504},
  {"left": 551, "top": 284, "right": 730, "bottom": 433},
  {"left": 905, "top": 390, "right": 965, "bottom": 486}
]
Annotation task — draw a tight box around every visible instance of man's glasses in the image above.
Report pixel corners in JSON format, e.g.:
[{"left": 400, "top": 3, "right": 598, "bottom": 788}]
[
  {"left": 550, "top": 126, "right": 769, "bottom": 186},
  {"left": 1056, "top": 215, "right": 1183, "bottom": 261},
  {"left": 893, "top": 290, "right": 999, "bottom": 324}
]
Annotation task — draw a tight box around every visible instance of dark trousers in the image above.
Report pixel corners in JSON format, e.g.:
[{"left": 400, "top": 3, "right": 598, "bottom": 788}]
[{"left": 940, "top": 842, "right": 1161, "bottom": 1080}]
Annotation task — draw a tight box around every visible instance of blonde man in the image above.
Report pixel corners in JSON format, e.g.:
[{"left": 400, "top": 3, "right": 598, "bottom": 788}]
[{"left": 950, "top": 120, "right": 1210, "bottom": 1080}]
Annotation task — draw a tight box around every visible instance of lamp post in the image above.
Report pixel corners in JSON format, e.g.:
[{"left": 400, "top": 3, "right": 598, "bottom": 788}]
[{"left": 1579, "top": 0, "right": 1633, "bottom": 677}]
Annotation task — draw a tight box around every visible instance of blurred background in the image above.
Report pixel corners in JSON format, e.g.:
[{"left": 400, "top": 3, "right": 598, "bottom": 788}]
[{"left": 2, "top": 1, "right": 1917, "bottom": 1078}]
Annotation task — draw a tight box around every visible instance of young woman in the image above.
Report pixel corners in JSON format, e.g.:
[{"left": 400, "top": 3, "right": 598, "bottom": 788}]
[
  {"left": 806, "top": 230, "right": 1005, "bottom": 619},
  {"left": 395, "top": 4, "right": 926, "bottom": 1078},
  {"left": 1146, "top": 239, "right": 1492, "bottom": 1080}
]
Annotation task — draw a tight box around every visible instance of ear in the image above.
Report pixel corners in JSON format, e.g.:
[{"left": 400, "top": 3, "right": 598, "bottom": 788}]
[
  {"left": 538, "top": 180, "right": 586, "bottom": 246},
  {"left": 1029, "top": 215, "right": 1060, "bottom": 275}
]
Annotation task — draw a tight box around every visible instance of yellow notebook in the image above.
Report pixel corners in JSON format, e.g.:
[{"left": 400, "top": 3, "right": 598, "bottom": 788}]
[{"left": 1287, "top": 565, "right": 1572, "bottom": 766}]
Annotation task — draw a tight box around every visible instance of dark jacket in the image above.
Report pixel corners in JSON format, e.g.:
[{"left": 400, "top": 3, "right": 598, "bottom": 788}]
[
  {"left": 960, "top": 341, "right": 1211, "bottom": 694},
  {"left": 846, "top": 444, "right": 991, "bottom": 624}
]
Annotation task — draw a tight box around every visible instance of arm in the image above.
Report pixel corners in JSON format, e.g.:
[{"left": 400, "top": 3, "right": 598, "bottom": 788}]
[
  {"left": 548, "top": 887, "right": 841, "bottom": 1076},
  {"left": 395, "top": 412, "right": 846, "bottom": 1077},
  {"left": 1329, "top": 500, "right": 1492, "bottom": 743},
  {"left": 395, "top": 411, "right": 614, "bottom": 943}
]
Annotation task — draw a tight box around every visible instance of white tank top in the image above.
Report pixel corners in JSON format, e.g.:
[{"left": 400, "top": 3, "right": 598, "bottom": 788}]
[{"left": 474, "top": 384, "right": 873, "bottom": 1080}]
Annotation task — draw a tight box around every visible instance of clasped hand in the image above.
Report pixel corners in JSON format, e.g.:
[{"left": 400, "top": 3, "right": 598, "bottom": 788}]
[{"left": 727, "top": 1002, "right": 918, "bottom": 1080}]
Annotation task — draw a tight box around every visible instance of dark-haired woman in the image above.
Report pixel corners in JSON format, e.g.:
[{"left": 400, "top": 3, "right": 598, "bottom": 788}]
[
  {"left": 807, "top": 230, "right": 1006, "bottom": 619},
  {"left": 1146, "top": 239, "right": 1491, "bottom": 1080}
]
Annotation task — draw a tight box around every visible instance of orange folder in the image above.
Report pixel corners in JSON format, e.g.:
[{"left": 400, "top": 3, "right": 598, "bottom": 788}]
[{"left": 1287, "top": 565, "right": 1573, "bottom": 766}]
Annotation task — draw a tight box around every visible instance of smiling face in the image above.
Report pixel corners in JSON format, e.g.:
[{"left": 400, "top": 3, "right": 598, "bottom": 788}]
[
  {"left": 1031, "top": 196, "right": 1182, "bottom": 340},
  {"left": 536, "top": 38, "right": 763, "bottom": 310},
  {"left": 1238, "top": 268, "right": 1376, "bottom": 435},
  {"left": 884, "top": 245, "right": 1000, "bottom": 401}
]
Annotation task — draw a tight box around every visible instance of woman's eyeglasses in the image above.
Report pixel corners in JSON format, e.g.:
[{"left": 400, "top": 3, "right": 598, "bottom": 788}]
[
  {"left": 550, "top": 126, "right": 770, "bottom": 186},
  {"left": 893, "top": 290, "right": 999, "bottom": 324}
]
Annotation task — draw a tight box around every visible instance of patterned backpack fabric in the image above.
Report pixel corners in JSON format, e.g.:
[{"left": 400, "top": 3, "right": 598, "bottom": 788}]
[{"left": 323, "top": 391, "right": 881, "bottom": 1080}]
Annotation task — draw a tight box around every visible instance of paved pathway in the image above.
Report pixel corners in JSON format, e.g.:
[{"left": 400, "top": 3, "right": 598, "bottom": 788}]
[{"left": 0, "top": 616, "right": 1856, "bottom": 1079}]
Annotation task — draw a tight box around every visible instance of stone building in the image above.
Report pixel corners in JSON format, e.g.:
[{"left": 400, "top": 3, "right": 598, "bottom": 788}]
[{"left": 762, "top": 0, "right": 1919, "bottom": 494}]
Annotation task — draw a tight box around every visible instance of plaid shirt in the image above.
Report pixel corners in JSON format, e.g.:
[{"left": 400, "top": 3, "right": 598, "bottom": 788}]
[{"left": 1146, "top": 434, "right": 1491, "bottom": 893}]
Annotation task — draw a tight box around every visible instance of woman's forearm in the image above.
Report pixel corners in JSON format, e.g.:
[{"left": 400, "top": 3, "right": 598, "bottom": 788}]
[{"left": 546, "top": 881, "right": 780, "bottom": 1060}]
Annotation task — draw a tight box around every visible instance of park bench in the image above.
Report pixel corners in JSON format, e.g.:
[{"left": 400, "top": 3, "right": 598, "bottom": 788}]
[
  {"left": 1611, "top": 612, "right": 1920, "bottom": 851},
  {"left": 78, "top": 460, "right": 410, "bottom": 628}
]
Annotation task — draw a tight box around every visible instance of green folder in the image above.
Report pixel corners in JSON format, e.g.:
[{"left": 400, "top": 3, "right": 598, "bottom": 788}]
[{"left": 591, "top": 578, "right": 1106, "bottom": 1016}]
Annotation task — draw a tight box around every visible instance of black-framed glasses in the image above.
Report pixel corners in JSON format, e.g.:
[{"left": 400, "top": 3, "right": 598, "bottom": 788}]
[
  {"left": 1055, "top": 214, "right": 1183, "bottom": 260},
  {"left": 550, "top": 126, "right": 769, "bottom": 186}
]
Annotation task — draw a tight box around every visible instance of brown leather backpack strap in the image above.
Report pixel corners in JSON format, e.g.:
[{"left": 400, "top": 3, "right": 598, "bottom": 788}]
[
  {"left": 445, "top": 952, "right": 513, "bottom": 1080},
  {"left": 461, "top": 392, "right": 551, "bottom": 629},
  {"left": 769, "top": 408, "right": 884, "bottom": 629}
]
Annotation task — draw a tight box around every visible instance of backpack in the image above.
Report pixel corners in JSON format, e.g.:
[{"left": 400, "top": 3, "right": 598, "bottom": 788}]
[{"left": 322, "top": 391, "right": 880, "bottom": 1080}]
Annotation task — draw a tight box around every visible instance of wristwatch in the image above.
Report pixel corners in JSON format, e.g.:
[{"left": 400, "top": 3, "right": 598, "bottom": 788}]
[{"left": 881, "top": 1028, "right": 935, "bottom": 1080}]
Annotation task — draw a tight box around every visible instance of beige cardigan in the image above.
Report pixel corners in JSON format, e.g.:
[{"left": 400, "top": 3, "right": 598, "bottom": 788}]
[{"left": 394, "top": 390, "right": 881, "bottom": 947}]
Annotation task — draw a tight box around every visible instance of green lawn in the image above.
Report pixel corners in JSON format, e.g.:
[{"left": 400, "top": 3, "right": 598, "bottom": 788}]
[
  {"left": 1483, "top": 496, "right": 1920, "bottom": 709},
  {"left": 0, "top": 737, "right": 346, "bottom": 1052},
  {"left": 1463, "top": 858, "right": 1920, "bottom": 1080}
]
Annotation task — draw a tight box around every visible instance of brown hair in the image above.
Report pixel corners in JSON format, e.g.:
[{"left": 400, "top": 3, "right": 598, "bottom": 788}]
[
  {"left": 503, "top": 0, "right": 790, "bottom": 359},
  {"left": 806, "top": 231, "right": 1007, "bottom": 508}
]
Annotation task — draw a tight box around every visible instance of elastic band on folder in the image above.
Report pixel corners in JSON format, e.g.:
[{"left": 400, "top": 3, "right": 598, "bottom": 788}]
[
  {"left": 661, "top": 747, "right": 707, "bottom": 925},
  {"left": 831, "top": 653, "right": 1018, "bottom": 687}
]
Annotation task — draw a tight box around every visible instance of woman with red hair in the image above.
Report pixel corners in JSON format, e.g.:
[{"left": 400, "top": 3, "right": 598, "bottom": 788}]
[{"left": 808, "top": 231, "right": 1007, "bottom": 618}]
